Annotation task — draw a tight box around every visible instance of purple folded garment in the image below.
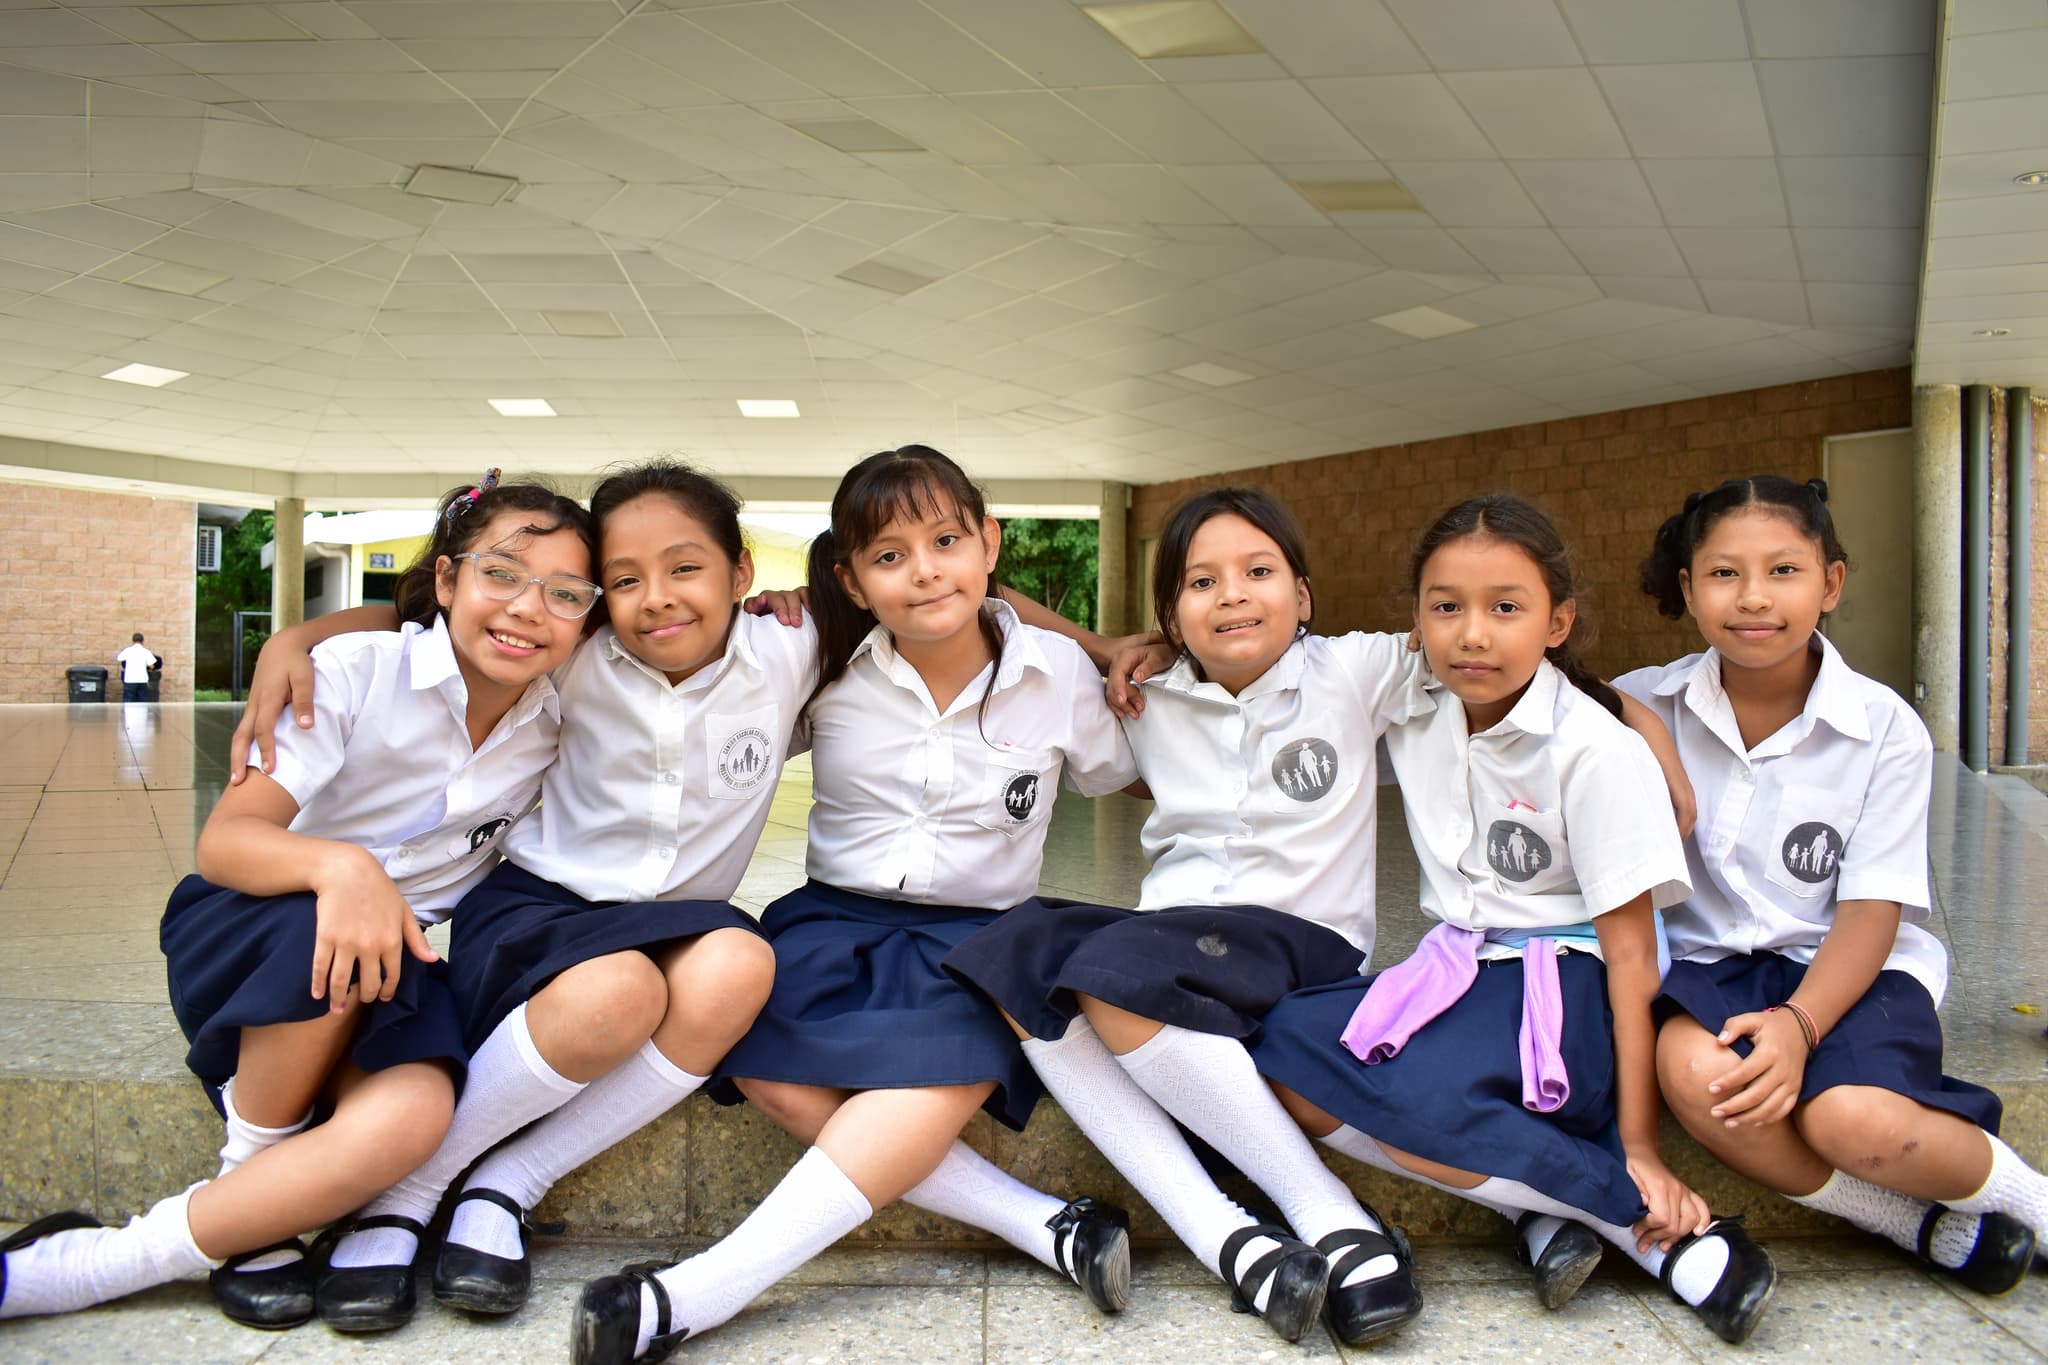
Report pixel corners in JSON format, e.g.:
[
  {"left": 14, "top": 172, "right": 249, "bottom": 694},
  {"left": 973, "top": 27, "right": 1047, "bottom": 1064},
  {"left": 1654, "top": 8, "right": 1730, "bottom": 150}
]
[
  {"left": 1340, "top": 922, "right": 1480, "bottom": 1063},
  {"left": 1518, "top": 937, "right": 1569, "bottom": 1112}
]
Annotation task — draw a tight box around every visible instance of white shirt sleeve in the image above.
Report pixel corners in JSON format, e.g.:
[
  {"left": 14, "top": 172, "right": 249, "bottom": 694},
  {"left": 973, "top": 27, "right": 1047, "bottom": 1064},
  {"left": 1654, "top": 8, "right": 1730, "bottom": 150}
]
[
  {"left": 1835, "top": 703, "right": 1934, "bottom": 917},
  {"left": 1563, "top": 728, "right": 1693, "bottom": 915},
  {"left": 261, "top": 646, "right": 365, "bottom": 811},
  {"left": 1329, "top": 631, "right": 1434, "bottom": 730},
  {"left": 1056, "top": 646, "right": 1139, "bottom": 797}
]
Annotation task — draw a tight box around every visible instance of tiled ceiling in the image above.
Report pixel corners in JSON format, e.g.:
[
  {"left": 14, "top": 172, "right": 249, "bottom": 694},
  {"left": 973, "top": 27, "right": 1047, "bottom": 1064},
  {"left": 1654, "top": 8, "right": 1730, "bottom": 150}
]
[{"left": 0, "top": 0, "right": 1954, "bottom": 494}]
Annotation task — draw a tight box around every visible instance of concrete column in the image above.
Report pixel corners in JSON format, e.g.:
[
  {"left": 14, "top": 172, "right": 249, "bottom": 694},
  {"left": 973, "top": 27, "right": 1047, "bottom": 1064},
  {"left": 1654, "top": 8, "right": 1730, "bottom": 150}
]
[
  {"left": 273, "top": 496, "right": 305, "bottom": 630},
  {"left": 1096, "top": 480, "right": 1130, "bottom": 637},
  {"left": 1913, "top": 386, "right": 1962, "bottom": 752}
]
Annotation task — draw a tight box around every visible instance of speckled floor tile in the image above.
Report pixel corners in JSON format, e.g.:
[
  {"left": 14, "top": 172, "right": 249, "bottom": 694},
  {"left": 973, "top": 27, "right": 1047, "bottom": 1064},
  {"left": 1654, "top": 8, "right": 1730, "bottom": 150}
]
[
  {"left": 1935, "top": 1266, "right": 2048, "bottom": 1355},
  {"left": 0, "top": 1277, "right": 269, "bottom": 1365},
  {"left": 988, "top": 1282, "right": 1343, "bottom": 1362},
  {"left": 0, "top": 999, "right": 181, "bottom": 1075},
  {"left": 0, "top": 959, "right": 173, "bottom": 1003},
  {"left": 1345, "top": 1280, "right": 1701, "bottom": 1362},
  {"left": 1636, "top": 1268, "right": 2042, "bottom": 1360},
  {"left": 687, "top": 1283, "right": 987, "bottom": 1363},
  {"left": 528, "top": 1235, "right": 682, "bottom": 1282}
]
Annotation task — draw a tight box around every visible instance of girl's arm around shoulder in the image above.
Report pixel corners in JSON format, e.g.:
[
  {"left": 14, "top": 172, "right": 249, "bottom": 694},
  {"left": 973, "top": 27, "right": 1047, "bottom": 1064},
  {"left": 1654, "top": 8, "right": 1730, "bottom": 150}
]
[
  {"left": 1559, "top": 719, "right": 1692, "bottom": 916},
  {"left": 230, "top": 604, "right": 400, "bottom": 783},
  {"left": 1037, "top": 629, "right": 1144, "bottom": 799},
  {"left": 1322, "top": 630, "right": 1434, "bottom": 729},
  {"left": 1613, "top": 690, "right": 1695, "bottom": 839}
]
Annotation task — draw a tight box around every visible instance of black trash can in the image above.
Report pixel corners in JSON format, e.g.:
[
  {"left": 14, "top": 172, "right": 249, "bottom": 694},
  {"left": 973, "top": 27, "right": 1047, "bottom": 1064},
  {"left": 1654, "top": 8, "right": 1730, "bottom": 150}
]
[
  {"left": 146, "top": 655, "right": 164, "bottom": 703},
  {"left": 66, "top": 664, "right": 108, "bottom": 702}
]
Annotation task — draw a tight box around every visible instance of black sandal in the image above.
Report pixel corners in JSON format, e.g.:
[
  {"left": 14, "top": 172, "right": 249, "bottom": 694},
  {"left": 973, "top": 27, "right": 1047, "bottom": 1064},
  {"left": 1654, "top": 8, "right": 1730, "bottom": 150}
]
[
  {"left": 573, "top": 1261, "right": 690, "bottom": 1365},
  {"left": 211, "top": 1236, "right": 315, "bottom": 1329},
  {"left": 1515, "top": 1212, "right": 1604, "bottom": 1310},
  {"left": 1221, "top": 1222, "right": 1329, "bottom": 1343},
  {"left": 0, "top": 1210, "right": 103, "bottom": 1312},
  {"left": 1661, "top": 1216, "right": 1777, "bottom": 1345},
  {"left": 434, "top": 1187, "right": 558, "bottom": 1316},
  {"left": 1316, "top": 1215, "right": 1424, "bottom": 1344},
  {"left": 1919, "top": 1205, "right": 2037, "bottom": 1296},
  {"left": 1046, "top": 1196, "right": 1132, "bottom": 1314},
  {"left": 313, "top": 1213, "right": 426, "bottom": 1333}
]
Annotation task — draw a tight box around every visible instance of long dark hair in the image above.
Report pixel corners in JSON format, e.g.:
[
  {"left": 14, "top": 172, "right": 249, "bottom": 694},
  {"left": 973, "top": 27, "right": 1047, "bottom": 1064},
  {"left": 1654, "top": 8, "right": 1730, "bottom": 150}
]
[
  {"left": 807, "top": 445, "right": 1004, "bottom": 718},
  {"left": 1639, "top": 476, "right": 1850, "bottom": 619},
  {"left": 392, "top": 474, "right": 596, "bottom": 630},
  {"left": 1151, "top": 487, "right": 1314, "bottom": 662},
  {"left": 1410, "top": 492, "right": 1622, "bottom": 719}
]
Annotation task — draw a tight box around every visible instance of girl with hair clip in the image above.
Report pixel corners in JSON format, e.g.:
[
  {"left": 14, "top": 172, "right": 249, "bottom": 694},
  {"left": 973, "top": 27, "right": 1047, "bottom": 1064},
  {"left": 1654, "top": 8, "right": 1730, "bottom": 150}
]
[
  {"left": 0, "top": 475, "right": 596, "bottom": 1332},
  {"left": 570, "top": 445, "right": 1143, "bottom": 1364},
  {"left": 215, "top": 460, "right": 809, "bottom": 1331},
  {"left": 1617, "top": 475, "right": 2044, "bottom": 1298},
  {"left": 1252, "top": 493, "right": 1781, "bottom": 1347}
]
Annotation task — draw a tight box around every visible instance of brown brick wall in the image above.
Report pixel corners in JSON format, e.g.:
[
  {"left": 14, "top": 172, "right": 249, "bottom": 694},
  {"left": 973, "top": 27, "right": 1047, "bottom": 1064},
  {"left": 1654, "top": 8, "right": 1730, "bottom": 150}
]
[
  {"left": 1128, "top": 368, "right": 1909, "bottom": 681},
  {"left": 0, "top": 482, "right": 195, "bottom": 703}
]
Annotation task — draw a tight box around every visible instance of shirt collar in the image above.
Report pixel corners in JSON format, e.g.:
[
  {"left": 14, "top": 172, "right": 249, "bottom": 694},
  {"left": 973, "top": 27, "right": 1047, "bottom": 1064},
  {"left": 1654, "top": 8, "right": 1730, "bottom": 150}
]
[
  {"left": 601, "top": 611, "right": 762, "bottom": 691},
  {"left": 1670, "top": 633, "right": 1869, "bottom": 745},
  {"left": 1493, "top": 657, "right": 1562, "bottom": 736},
  {"left": 852, "top": 597, "right": 1051, "bottom": 689},
  {"left": 1146, "top": 635, "right": 1307, "bottom": 704}
]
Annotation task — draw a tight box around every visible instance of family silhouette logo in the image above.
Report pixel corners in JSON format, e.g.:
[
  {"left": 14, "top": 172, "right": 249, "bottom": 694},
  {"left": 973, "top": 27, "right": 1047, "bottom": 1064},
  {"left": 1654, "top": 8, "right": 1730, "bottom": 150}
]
[
  {"left": 1780, "top": 821, "right": 1844, "bottom": 883},
  {"left": 463, "top": 815, "right": 512, "bottom": 853},
  {"left": 1272, "top": 738, "right": 1338, "bottom": 802},
  {"left": 718, "top": 727, "right": 773, "bottom": 793},
  {"left": 1487, "top": 819, "right": 1552, "bottom": 882},
  {"left": 1002, "top": 771, "right": 1040, "bottom": 822}
]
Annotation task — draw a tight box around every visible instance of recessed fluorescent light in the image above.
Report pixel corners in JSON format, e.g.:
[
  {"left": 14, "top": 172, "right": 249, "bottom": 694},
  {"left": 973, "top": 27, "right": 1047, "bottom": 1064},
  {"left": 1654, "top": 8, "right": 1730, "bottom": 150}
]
[
  {"left": 1371, "top": 306, "right": 1477, "bottom": 340},
  {"left": 737, "top": 399, "right": 801, "bottom": 419},
  {"left": 405, "top": 165, "right": 519, "bottom": 205},
  {"left": 838, "top": 259, "right": 938, "bottom": 295},
  {"left": 1171, "top": 361, "right": 1253, "bottom": 387},
  {"left": 102, "top": 362, "right": 189, "bottom": 387},
  {"left": 124, "top": 261, "right": 229, "bottom": 297},
  {"left": 785, "top": 119, "right": 924, "bottom": 153},
  {"left": 1293, "top": 180, "right": 1423, "bottom": 214},
  {"left": 542, "top": 310, "right": 623, "bottom": 338},
  {"left": 488, "top": 398, "right": 556, "bottom": 417},
  {"left": 2013, "top": 170, "right": 2048, "bottom": 187},
  {"left": 1081, "top": 1, "right": 1265, "bottom": 58}
]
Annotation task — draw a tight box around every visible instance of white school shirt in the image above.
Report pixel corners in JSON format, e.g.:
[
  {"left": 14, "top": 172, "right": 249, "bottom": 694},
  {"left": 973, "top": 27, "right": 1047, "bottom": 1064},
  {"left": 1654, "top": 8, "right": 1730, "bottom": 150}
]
[
  {"left": 1127, "top": 632, "right": 1433, "bottom": 961},
  {"left": 1385, "top": 659, "right": 1691, "bottom": 961},
  {"left": 803, "top": 600, "right": 1137, "bottom": 910},
  {"left": 503, "top": 610, "right": 820, "bottom": 904},
  {"left": 1613, "top": 633, "right": 1947, "bottom": 1002},
  {"left": 117, "top": 643, "right": 156, "bottom": 683},
  {"left": 257, "top": 619, "right": 561, "bottom": 924}
]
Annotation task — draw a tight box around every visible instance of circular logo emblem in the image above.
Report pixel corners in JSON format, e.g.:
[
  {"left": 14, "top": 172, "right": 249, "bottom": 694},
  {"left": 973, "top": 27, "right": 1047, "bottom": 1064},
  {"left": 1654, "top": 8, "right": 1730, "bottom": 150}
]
[
  {"left": 453, "top": 815, "right": 512, "bottom": 856},
  {"left": 1001, "top": 771, "right": 1040, "bottom": 822},
  {"left": 718, "top": 727, "right": 773, "bottom": 792},
  {"left": 1487, "top": 819, "right": 1553, "bottom": 882},
  {"left": 1272, "top": 738, "right": 1339, "bottom": 802},
  {"left": 1780, "top": 821, "right": 1844, "bottom": 883}
]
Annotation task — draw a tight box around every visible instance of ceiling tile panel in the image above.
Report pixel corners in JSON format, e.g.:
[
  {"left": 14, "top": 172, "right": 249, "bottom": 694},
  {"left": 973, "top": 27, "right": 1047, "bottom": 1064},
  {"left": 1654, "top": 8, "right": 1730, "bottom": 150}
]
[
  {"left": 1640, "top": 158, "right": 1787, "bottom": 226},
  {"left": 1595, "top": 62, "right": 1772, "bottom": 157},
  {"left": 1391, "top": 161, "right": 1544, "bottom": 226},
  {"left": 1307, "top": 75, "right": 1494, "bottom": 161},
  {"left": 1556, "top": 0, "right": 1748, "bottom": 64},
  {"left": 1742, "top": 0, "right": 1932, "bottom": 58},
  {"left": 918, "top": 0, "right": 1153, "bottom": 88},
  {"left": 1177, "top": 80, "right": 1375, "bottom": 162},
  {"left": 794, "top": 0, "right": 1031, "bottom": 93},
  {"left": 1225, "top": 0, "right": 1428, "bottom": 78},
  {"left": 1442, "top": 70, "right": 1629, "bottom": 159},
  {"left": 1757, "top": 55, "right": 1932, "bottom": 156},
  {"left": 1510, "top": 159, "right": 1662, "bottom": 227},
  {"left": 1384, "top": 0, "right": 1582, "bottom": 70}
]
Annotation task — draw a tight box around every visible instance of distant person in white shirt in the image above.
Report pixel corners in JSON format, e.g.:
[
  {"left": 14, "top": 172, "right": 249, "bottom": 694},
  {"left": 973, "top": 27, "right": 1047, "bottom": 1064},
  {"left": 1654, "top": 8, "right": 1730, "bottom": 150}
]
[
  {"left": 1619, "top": 475, "right": 2045, "bottom": 1300},
  {"left": 116, "top": 632, "right": 158, "bottom": 702},
  {"left": 0, "top": 476, "right": 594, "bottom": 1333}
]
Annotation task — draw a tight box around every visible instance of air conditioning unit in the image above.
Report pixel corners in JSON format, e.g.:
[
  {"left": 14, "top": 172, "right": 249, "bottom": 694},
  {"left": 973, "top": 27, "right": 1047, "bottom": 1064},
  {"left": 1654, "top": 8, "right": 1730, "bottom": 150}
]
[{"left": 197, "top": 523, "right": 222, "bottom": 573}]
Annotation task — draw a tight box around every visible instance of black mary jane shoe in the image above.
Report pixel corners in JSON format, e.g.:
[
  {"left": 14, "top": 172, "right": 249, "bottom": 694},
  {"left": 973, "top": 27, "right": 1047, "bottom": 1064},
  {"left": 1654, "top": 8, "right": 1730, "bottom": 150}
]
[
  {"left": 572, "top": 1261, "right": 689, "bottom": 1365},
  {"left": 1921, "top": 1205, "right": 2037, "bottom": 1296},
  {"left": 434, "top": 1187, "right": 556, "bottom": 1315},
  {"left": 1662, "top": 1217, "right": 1777, "bottom": 1345},
  {"left": 1046, "top": 1196, "right": 1132, "bottom": 1314},
  {"left": 211, "top": 1237, "right": 315, "bottom": 1329},
  {"left": 313, "top": 1214, "right": 425, "bottom": 1334},
  {"left": 0, "top": 1209, "right": 104, "bottom": 1310},
  {"left": 1515, "top": 1212, "right": 1604, "bottom": 1311},
  {"left": 1221, "top": 1222, "right": 1330, "bottom": 1344},
  {"left": 1316, "top": 1215, "right": 1425, "bottom": 1345}
]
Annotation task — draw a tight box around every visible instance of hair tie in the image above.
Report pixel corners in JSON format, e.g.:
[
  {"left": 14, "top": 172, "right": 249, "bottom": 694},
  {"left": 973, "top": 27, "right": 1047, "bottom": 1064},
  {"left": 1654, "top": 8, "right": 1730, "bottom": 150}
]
[
  {"left": 1805, "top": 477, "right": 1829, "bottom": 504},
  {"left": 446, "top": 467, "right": 502, "bottom": 521}
]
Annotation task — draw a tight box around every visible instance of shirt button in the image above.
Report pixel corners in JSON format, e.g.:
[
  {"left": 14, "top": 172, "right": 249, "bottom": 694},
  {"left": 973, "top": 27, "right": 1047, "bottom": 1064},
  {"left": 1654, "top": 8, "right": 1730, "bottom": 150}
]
[
  {"left": 653, "top": 846, "right": 672, "bottom": 859},
  {"left": 661, "top": 771, "right": 679, "bottom": 785}
]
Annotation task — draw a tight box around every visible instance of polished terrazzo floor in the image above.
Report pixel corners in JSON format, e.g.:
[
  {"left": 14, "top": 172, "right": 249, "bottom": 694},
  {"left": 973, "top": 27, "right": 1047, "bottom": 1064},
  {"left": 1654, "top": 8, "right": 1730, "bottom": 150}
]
[{"left": 5, "top": 700, "right": 2048, "bottom": 1362}]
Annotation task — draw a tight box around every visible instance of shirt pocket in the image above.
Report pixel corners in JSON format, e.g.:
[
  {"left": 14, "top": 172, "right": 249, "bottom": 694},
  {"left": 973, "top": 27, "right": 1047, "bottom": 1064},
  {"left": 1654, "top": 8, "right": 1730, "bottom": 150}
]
[
  {"left": 974, "top": 746, "right": 1057, "bottom": 838},
  {"left": 703, "top": 704, "right": 782, "bottom": 802},
  {"left": 1763, "top": 781, "right": 1860, "bottom": 900},
  {"left": 1254, "top": 732, "right": 1354, "bottom": 815},
  {"left": 1481, "top": 802, "right": 1574, "bottom": 894},
  {"left": 440, "top": 809, "right": 523, "bottom": 861}
]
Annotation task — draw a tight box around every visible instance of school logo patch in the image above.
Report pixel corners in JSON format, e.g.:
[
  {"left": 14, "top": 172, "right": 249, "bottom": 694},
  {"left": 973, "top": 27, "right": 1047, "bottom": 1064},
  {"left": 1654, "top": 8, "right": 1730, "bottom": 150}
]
[
  {"left": 717, "top": 727, "right": 773, "bottom": 793},
  {"left": 1487, "top": 820, "right": 1553, "bottom": 882},
  {"left": 1780, "top": 822, "right": 1844, "bottom": 883},
  {"left": 1272, "top": 738, "right": 1338, "bottom": 802},
  {"left": 1000, "top": 771, "right": 1041, "bottom": 823},
  {"left": 465, "top": 816, "right": 513, "bottom": 852}
]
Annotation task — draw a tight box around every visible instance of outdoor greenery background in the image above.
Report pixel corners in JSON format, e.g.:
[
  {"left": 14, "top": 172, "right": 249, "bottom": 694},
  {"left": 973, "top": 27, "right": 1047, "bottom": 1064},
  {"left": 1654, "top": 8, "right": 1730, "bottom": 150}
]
[{"left": 997, "top": 517, "right": 1099, "bottom": 631}]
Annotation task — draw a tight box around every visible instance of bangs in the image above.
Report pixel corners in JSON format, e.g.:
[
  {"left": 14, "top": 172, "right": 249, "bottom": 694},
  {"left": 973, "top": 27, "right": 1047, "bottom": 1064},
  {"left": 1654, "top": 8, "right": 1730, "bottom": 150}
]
[{"left": 834, "top": 462, "right": 975, "bottom": 553}]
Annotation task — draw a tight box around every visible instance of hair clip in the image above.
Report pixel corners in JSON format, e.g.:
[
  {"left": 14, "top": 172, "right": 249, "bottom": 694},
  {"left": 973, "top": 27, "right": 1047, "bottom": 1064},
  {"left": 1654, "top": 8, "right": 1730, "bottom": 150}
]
[
  {"left": 1805, "top": 477, "right": 1830, "bottom": 504},
  {"left": 446, "top": 467, "right": 502, "bottom": 521}
]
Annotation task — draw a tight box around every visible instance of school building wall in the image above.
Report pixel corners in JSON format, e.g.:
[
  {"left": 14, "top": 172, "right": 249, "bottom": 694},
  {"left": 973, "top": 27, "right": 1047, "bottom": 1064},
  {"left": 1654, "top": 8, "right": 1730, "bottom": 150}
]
[
  {"left": 1981, "top": 390, "right": 2048, "bottom": 766},
  {"left": 0, "top": 482, "right": 195, "bottom": 704}
]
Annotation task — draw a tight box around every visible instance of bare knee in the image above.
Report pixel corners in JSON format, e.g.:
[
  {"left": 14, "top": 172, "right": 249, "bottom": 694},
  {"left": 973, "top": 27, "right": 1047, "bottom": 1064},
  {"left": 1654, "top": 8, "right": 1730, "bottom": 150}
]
[
  {"left": 532, "top": 952, "right": 667, "bottom": 1061},
  {"left": 662, "top": 930, "right": 776, "bottom": 1023},
  {"left": 1799, "top": 1086, "right": 1915, "bottom": 1175},
  {"left": 1656, "top": 1019, "right": 1728, "bottom": 1117},
  {"left": 333, "top": 1064, "right": 456, "bottom": 1181},
  {"left": 738, "top": 1079, "right": 842, "bottom": 1142}
]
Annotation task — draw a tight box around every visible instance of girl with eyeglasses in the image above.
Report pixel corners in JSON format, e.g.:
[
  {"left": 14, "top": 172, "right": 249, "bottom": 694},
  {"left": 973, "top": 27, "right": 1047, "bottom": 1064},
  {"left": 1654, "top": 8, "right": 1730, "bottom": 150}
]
[{"left": 0, "top": 476, "right": 597, "bottom": 1331}]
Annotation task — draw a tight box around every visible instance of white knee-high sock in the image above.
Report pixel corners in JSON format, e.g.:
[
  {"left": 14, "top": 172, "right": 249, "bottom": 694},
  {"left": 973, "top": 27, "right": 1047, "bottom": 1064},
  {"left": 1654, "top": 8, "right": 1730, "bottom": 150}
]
[
  {"left": 638, "top": 1146, "right": 871, "bottom": 1352},
  {"left": 1318, "top": 1125, "right": 1572, "bottom": 1260},
  {"left": 1948, "top": 1134, "right": 2048, "bottom": 1238},
  {"left": 900, "top": 1140, "right": 1065, "bottom": 1269},
  {"left": 1791, "top": 1170, "right": 1981, "bottom": 1268},
  {"left": 0, "top": 1185, "right": 218, "bottom": 1318},
  {"left": 1117, "top": 1025, "right": 1394, "bottom": 1287},
  {"left": 217, "top": 1076, "right": 311, "bottom": 1178},
  {"left": 1461, "top": 1176, "right": 1735, "bottom": 1307},
  {"left": 328, "top": 1004, "right": 584, "bottom": 1270},
  {"left": 1023, "top": 1019, "right": 1316, "bottom": 1309},
  {"left": 451, "top": 1041, "right": 707, "bottom": 1261}
]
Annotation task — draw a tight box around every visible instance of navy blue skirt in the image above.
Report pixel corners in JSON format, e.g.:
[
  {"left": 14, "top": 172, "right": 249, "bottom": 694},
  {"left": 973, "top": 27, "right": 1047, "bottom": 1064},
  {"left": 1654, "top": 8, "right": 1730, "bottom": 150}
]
[
  {"left": 1254, "top": 951, "right": 1644, "bottom": 1227},
  {"left": 712, "top": 881, "right": 1042, "bottom": 1131},
  {"left": 1657, "top": 953, "right": 2002, "bottom": 1132},
  {"left": 449, "top": 860, "right": 764, "bottom": 1052},
  {"left": 1052, "top": 904, "right": 1367, "bottom": 1041},
  {"left": 160, "top": 874, "right": 467, "bottom": 1116},
  {"left": 944, "top": 899, "right": 1137, "bottom": 1042}
]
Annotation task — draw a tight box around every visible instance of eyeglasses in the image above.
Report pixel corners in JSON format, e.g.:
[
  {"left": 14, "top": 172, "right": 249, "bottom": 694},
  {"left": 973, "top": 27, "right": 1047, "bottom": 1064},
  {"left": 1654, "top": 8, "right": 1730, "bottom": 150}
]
[{"left": 453, "top": 553, "right": 603, "bottom": 620}]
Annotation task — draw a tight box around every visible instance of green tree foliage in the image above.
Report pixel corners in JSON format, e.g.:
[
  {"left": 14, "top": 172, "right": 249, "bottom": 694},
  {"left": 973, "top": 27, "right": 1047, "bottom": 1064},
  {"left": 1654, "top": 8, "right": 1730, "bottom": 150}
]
[
  {"left": 196, "top": 510, "right": 275, "bottom": 619},
  {"left": 998, "top": 517, "right": 1098, "bottom": 632}
]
